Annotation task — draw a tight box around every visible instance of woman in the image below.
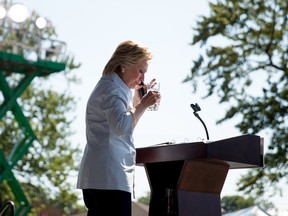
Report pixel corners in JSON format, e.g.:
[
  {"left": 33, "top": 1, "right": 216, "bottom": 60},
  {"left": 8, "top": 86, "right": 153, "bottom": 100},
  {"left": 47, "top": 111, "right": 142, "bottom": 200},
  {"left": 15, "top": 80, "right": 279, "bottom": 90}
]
[{"left": 77, "top": 40, "right": 161, "bottom": 216}]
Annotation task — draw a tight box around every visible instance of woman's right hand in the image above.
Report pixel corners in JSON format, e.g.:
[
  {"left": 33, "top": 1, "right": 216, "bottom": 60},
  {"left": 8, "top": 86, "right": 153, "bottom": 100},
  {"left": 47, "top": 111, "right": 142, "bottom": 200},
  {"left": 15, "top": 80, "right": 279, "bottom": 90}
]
[{"left": 141, "top": 87, "right": 161, "bottom": 109}]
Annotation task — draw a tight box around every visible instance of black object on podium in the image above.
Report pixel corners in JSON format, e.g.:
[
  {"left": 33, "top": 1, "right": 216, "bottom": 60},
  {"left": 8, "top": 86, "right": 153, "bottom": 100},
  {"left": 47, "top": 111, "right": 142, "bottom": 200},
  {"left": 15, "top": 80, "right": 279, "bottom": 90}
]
[{"left": 136, "top": 134, "right": 264, "bottom": 216}]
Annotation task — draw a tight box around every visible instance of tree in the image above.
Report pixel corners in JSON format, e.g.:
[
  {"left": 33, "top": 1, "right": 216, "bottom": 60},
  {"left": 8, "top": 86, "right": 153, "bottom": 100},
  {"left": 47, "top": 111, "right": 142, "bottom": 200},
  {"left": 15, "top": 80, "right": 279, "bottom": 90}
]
[
  {"left": 183, "top": 0, "right": 288, "bottom": 204},
  {"left": 221, "top": 195, "right": 254, "bottom": 213},
  {"left": 137, "top": 192, "right": 150, "bottom": 205},
  {"left": 221, "top": 195, "right": 274, "bottom": 213},
  {"left": 0, "top": 8, "right": 82, "bottom": 215}
]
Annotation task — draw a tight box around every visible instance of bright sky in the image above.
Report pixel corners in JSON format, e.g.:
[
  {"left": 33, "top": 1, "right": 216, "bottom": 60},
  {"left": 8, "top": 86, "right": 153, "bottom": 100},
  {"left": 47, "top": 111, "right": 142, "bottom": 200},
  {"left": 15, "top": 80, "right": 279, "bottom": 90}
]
[{"left": 11, "top": 0, "right": 287, "bottom": 212}]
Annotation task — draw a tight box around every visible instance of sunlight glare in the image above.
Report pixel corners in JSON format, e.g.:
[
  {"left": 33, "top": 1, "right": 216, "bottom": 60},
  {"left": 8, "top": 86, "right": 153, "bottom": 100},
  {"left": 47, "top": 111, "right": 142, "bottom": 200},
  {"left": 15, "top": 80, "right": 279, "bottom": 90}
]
[
  {"left": 36, "top": 17, "right": 47, "bottom": 29},
  {"left": 8, "top": 4, "right": 28, "bottom": 22},
  {"left": 0, "top": 6, "right": 6, "bottom": 19}
]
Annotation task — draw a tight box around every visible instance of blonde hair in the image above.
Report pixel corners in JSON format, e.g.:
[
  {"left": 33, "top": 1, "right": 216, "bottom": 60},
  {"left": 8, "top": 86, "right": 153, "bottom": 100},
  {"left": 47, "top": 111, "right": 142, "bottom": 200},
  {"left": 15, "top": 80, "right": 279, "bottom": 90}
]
[{"left": 103, "top": 40, "right": 152, "bottom": 75}]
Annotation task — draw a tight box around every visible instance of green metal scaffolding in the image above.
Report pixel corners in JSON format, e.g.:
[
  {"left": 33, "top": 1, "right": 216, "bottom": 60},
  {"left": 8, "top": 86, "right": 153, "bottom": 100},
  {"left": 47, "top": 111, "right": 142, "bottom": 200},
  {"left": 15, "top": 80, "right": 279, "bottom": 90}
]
[{"left": 0, "top": 43, "right": 67, "bottom": 214}]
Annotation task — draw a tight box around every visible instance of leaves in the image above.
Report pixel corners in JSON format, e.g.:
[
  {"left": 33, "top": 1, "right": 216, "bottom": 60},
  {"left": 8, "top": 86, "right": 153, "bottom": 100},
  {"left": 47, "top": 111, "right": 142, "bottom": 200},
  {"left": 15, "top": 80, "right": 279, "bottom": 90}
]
[
  {"left": 0, "top": 8, "right": 82, "bottom": 215},
  {"left": 221, "top": 195, "right": 255, "bottom": 213},
  {"left": 184, "top": 0, "right": 288, "bottom": 203},
  {"left": 1, "top": 73, "right": 82, "bottom": 214}
]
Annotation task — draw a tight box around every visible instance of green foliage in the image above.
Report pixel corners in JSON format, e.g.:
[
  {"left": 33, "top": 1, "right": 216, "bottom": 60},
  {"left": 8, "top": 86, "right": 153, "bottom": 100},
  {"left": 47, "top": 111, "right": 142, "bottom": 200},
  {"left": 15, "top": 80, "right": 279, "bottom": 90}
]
[
  {"left": 221, "top": 195, "right": 255, "bottom": 213},
  {"left": 221, "top": 195, "right": 274, "bottom": 213},
  {"left": 137, "top": 192, "right": 150, "bottom": 205},
  {"left": 0, "top": 6, "right": 82, "bottom": 215},
  {"left": 184, "top": 0, "right": 288, "bottom": 204},
  {"left": 0, "top": 74, "right": 83, "bottom": 215}
]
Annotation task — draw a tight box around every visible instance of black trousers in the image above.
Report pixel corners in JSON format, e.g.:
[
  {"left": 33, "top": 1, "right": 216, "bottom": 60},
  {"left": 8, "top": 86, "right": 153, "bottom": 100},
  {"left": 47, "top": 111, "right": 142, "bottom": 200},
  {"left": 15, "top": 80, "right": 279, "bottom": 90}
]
[{"left": 82, "top": 189, "right": 131, "bottom": 216}]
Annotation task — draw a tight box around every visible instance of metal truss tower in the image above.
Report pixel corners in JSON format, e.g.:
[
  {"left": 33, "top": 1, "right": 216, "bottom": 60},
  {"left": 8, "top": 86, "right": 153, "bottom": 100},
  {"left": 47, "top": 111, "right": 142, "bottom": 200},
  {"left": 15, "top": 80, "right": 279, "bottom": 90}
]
[{"left": 0, "top": 5, "right": 68, "bottom": 213}]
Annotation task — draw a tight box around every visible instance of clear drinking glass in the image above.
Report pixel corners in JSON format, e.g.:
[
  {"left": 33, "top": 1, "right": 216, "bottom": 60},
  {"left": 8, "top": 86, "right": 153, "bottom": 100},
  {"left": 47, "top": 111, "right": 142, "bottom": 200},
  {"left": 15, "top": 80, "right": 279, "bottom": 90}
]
[{"left": 147, "top": 82, "right": 160, "bottom": 111}]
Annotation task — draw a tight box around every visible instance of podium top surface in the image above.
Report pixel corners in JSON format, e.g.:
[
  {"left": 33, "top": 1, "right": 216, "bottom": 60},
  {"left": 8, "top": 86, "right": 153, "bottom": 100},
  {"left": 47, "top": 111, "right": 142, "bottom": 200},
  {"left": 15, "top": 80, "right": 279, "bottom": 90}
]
[{"left": 136, "top": 134, "right": 264, "bottom": 169}]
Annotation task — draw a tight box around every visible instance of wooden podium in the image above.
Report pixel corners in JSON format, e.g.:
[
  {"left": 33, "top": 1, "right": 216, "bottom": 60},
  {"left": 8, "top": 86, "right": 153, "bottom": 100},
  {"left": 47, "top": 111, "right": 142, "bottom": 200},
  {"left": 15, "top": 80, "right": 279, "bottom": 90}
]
[{"left": 136, "top": 134, "right": 264, "bottom": 216}]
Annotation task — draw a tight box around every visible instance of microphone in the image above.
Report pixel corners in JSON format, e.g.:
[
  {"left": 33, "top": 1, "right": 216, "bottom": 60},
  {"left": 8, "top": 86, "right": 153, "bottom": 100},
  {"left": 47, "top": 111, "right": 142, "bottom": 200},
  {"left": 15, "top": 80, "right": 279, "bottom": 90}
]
[
  {"left": 139, "top": 82, "right": 146, "bottom": 99},
  {"left": 190, "top": 103, "right": 210, "bottom": 140}
]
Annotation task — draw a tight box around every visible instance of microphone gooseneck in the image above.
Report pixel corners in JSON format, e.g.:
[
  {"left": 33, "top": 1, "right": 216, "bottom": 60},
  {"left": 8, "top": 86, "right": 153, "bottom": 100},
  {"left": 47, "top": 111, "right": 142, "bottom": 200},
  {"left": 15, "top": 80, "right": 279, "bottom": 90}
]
[{"left": 190, "top": 103, "right": 210, "bottom": 140}]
